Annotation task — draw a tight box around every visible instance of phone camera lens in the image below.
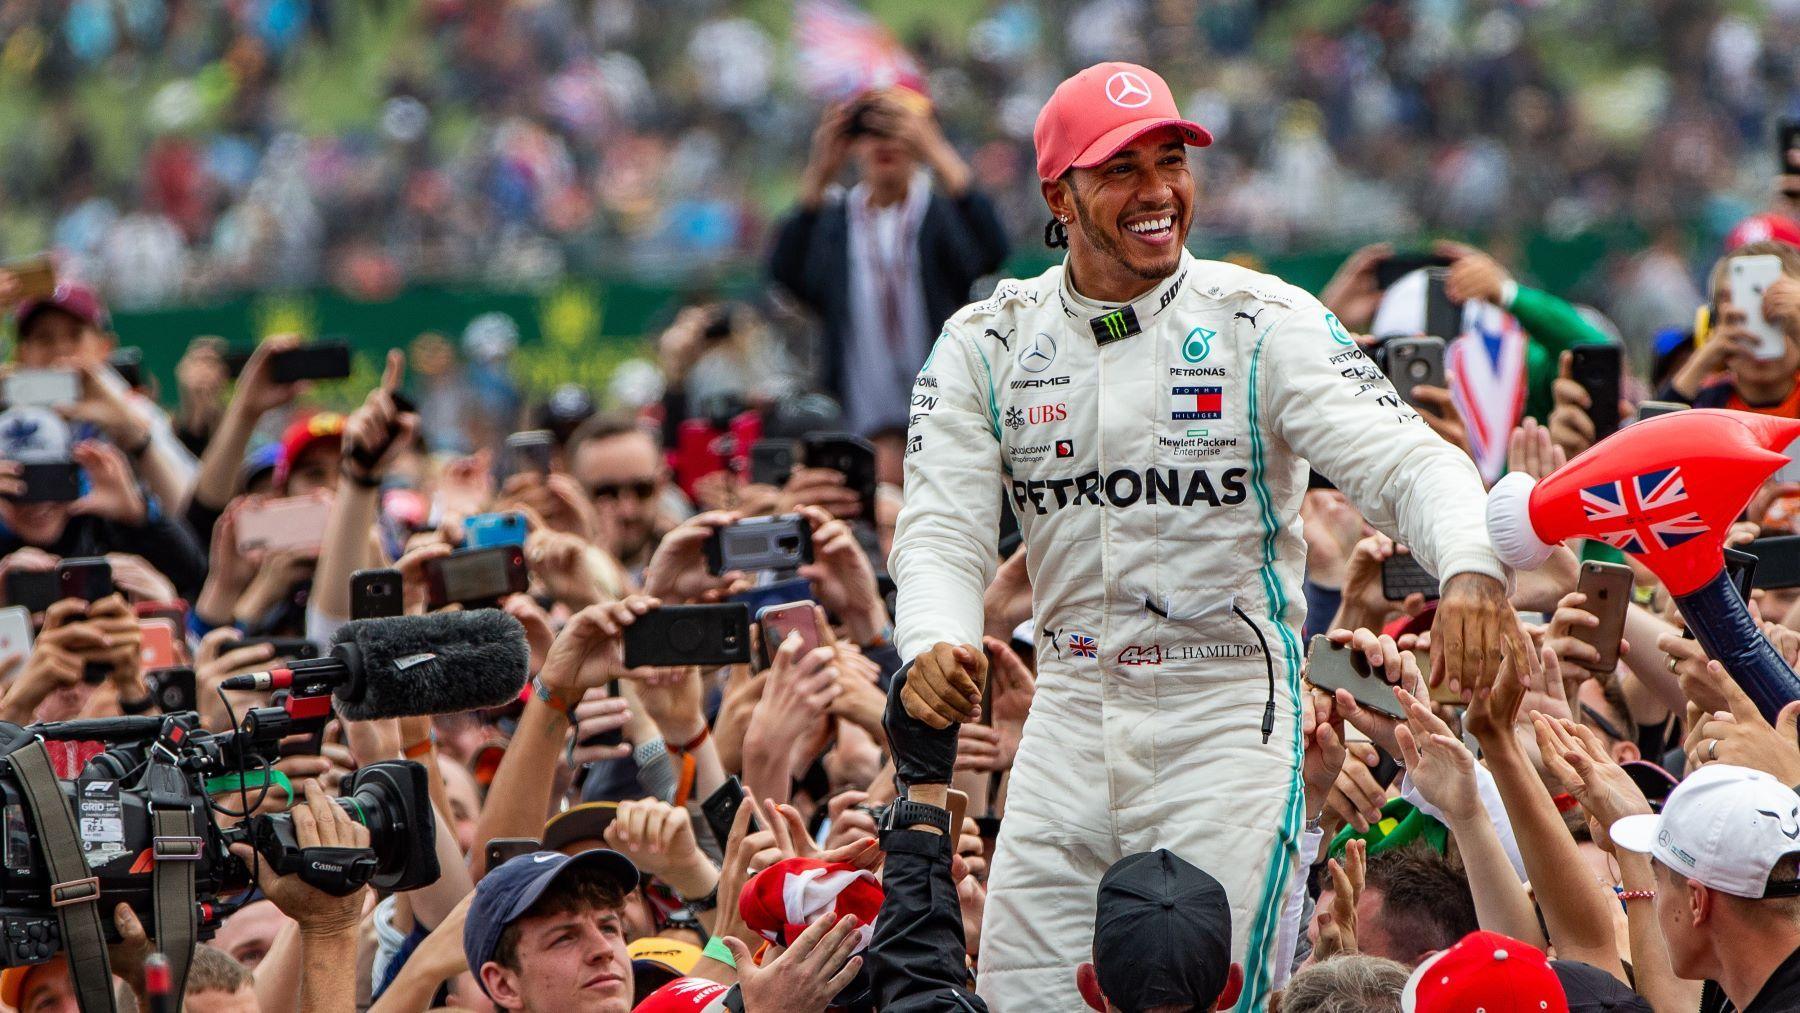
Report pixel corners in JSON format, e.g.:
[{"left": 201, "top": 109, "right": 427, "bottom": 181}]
[{"left": 1407, "top": 360, "right": 1429, "bottom": 380}]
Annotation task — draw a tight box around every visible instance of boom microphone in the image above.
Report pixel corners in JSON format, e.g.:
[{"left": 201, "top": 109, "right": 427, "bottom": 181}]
[{"left": 220, "top": 610, "right": 529, "bottom": 720}]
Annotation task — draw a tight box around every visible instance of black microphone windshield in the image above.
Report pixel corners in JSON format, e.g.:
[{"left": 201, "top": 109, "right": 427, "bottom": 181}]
[{"left": 330, "top": 610, "right": 529, "bottom": 721}]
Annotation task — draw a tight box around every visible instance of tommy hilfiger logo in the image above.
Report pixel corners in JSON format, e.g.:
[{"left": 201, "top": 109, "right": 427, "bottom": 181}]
[{"left": 1091, "top": 307, "right": 1142, "bottom": 344}]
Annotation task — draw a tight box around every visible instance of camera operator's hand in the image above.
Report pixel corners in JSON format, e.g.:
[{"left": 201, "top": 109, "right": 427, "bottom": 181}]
[
  {"left": 108, "top": 903, "right": 154, "bottom": 998},
  {"left": 229, "top": 780, "right": 369, "bottom": 937},
  {"left": 195, "top": 629, "right": 278, "bottom": 732},
  {"left": 342, "top": 350, "right": 419, "bottom": 484},
  {"left": 777, "top": 467, "right": 862, "bottom": 520},
  {"left": 536, "top": 596, "right": 661, "bottom": 697},
  {"left": 602, "top": 797, "right": 719, "bottom": 900},
  {"left": 642, "top": 511, "right": 743, "bottom": 603},
  {"left": 902, "top": 641, "right": 985, "bottom": 729},
  {"left": 69, "top": 440, "right": 146, "bottom": 526},
  {"left": 796, "top": 506, "right": 889, "bottom": 644}
]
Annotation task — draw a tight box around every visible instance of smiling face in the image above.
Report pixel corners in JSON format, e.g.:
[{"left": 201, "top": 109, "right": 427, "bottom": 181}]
[{"left": 1045, "top": 126, "right": 1195, "bottom": 301}]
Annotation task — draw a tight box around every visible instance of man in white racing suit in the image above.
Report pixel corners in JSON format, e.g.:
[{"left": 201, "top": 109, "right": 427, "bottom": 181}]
[{"left": 888, "top": 63, "right": 1532, "bottom": 1012}]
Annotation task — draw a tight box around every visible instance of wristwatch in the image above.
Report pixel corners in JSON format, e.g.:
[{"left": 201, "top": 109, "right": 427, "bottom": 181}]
[
  {"left": 881, "top": 798, "right": 951, "bottom": 836},
  {"left": 680, "top": 885, "right": 720, "bottom": 913}
]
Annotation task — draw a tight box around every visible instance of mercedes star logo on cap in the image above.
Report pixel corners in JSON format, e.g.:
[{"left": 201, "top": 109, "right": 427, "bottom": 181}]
[{"left": 1105, "top": 71, "right": 1153, "bottom": 109}]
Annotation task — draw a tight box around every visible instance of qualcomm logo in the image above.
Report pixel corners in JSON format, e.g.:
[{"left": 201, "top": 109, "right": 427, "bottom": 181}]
[
  {"left": 1019, "top": 333, "right": 1057, "bottom": 373},
  {"left": 1105, "top": 71, "right": 1153, "bottom": 109},
  {"left": 1183, "top": 327, "right": 1214, "bottom": 363}
]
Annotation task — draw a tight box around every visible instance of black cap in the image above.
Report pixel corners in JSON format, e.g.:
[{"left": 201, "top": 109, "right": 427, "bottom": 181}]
[
  {"left": 1093, "top": 850, "right": 1232, "bottom": 1013},
  {"left": 1551, "top": 961, "right": 1654, "bottom": 1012}
]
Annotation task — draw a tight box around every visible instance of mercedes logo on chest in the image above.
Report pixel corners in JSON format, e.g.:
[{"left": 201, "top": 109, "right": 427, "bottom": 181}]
[{"left": 1019, "top": 333, "right": 1057, "bottom": 373}]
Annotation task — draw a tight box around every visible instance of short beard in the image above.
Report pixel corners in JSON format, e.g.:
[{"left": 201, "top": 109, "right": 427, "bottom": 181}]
[{"left": 1069, "top": 190, "right": 1177, "bottom": 282}]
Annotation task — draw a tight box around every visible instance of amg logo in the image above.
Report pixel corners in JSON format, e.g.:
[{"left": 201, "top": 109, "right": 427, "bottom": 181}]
[
  {"left": 1010, "top": 376, "right": 1071, "bottom": 389},
  {"left": 1010, "top": 467, "right": 1248, "bottom": 514}
]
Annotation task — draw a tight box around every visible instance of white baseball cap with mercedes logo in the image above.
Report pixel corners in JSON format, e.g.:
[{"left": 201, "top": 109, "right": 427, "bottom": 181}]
[{"left": 1610, "top": 763, "right": 1800, "bottom": 899}]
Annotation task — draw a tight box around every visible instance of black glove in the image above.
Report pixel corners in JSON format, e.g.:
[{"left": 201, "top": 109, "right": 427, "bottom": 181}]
[{"left": 884, "top": 661, "right": 960, "bottom": 787}]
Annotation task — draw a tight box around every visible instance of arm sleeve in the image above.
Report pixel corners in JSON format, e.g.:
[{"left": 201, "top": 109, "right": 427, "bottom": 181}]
[
  {"left": 1273, "top": 826, "right": 1324, "bottom": 988},
  {"left": 1508, "top": 285, "right": 1610, "bottom": 358},
  {"left": 768, "top": 207, "right": 824, "bottom": 311},
  {"left": 869, "top": 828, "right": 988, "bottom": 1013},
  {"left": 1400, "top": 763, "right": 1526, "bottom": 880},
  {"left": 890, "top": 329, "right": 1003, "bottom": 660},
  {"left": 1259, "top": 306, "right": 1506, "bottom": 586},
  {"left": 944, "top": 191, "right": 1010, "bottom": 281},
  {"left": 102, "top": 511, "right": 209, "bottom": 601}
]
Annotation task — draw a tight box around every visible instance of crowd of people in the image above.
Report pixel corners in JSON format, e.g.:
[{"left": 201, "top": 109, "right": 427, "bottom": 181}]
[{"left": 4, "top": 0, "right": 1800, "bottom": 308}]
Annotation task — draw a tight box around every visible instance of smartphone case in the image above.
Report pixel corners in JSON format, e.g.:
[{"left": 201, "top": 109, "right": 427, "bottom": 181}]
[{"left": 622, "top": 603, "right": 752, "bottom": 668}]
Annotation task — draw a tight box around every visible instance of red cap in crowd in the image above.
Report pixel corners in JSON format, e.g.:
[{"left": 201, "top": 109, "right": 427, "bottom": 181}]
[
  {"left": 634, "top": 978, "right": 731, "bottom": 1012},
  {"left": 12, "top": 281, "right": 111, "bottom": 334},
  {"left": 1033, "top": 62, "right": 1212, "bottom": 182},
  {"left": 1725, "top": 212, "right": 1800, "bottom": 251},
  {"left": 1402, "top": 931, "right": 1569, "bottom": 1013},
  {"left": 275, "top": 411, "right": 345, "bottom": 487}
]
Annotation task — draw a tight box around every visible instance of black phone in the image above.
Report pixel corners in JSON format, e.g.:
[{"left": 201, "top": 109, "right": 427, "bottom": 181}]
[
  {"left": 701, "top": 776, "right": 750, "bottom": 851},
  {"left": 4, "top": 569, "right": 59, "bottom": 613},
  {"left": 1374, "top": 252, "right": 1455, "bottom": 290},
  {"left": 486, "top": 837, "right": 542, "bottom": 870},
  {"left": 424, "top": 545, "right": 528, "bottom": 609},
  {"left": 577, "top": 680, "right": 624, "bottom": 750},
  {"left": 56, "top": 557, "right": 112, "bottom": 602},
  {"left": 1384, "top": 337, "right": 1446, "bottom": 410},
  {"left": 1747, "top": 535, "right": 1800, "bottom": 590},
  {"left": 1569, "top": 345, "right": 1623, "bottom": 443},
  {"left": 1423, "top": 268, "right": 1462, "bottom": 341},
  {"left": 350, "top": 567, "right": 404, "bottom": 620},
  {"left": 747, "top": 439, "right": 797, "bottom": 487},
  {"left": 800, "top": 432, "right": 878, "bottom": 518},
  {"left": 1725, "top": 546, "right": 1758, "bottom": 602},
  {"left": 108, "top": 348, "right": 144, "bottom": 390},
  {"left": 146, "top": 667, "right": 197, "bottom": 714},
  {"left": 269, "top": 341, "right": 352, "bottom": 383},
  {"left": 621, "top": 604, "right": 752, "bottom": 668},
  {"left": 223, "top": 349, "right": 253, "bottom": 379},
  {"left": 1381, "top": 552, "right": 1440, "bottom": 602},
  {"left": 703, "top": 515, "right": 813, "bottom": 575},
  {"left": 1781, "top": 118, "right": 1800, "bottom": 175},
  {"left": 504, "top": 430, "right": 554, "bottom": 475},
  {"left": 11, "top": 462, "right": 81, "bottom": 504},
  {"left": 236, "top": 637, "right": 320, "bottom": 661}
]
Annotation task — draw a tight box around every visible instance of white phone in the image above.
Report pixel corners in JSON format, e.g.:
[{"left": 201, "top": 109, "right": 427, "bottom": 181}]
[
  {"left": 0, "top": 605, "right": 34, "bottom": 666},
  {"left": 2, "top": 369, "right": 81, "bottom": 409},
  {"left": 1730, "top": 254, "right": 1788, "bottom": 361}
]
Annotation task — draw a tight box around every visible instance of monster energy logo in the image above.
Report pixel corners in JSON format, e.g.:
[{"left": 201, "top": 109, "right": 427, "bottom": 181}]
[{"left": 1090, "top": 306, "right": 1142, "bottom": 345}]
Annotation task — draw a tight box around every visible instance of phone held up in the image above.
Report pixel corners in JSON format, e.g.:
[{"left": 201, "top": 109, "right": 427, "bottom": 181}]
[
  {"left": 704, "top": 515, "right": 813, "bottom": 575},
  {"left": 1572, "top": 561, "right": 1632, "bottom": 673},
  {"left": 622, "top": 603, "right": 752, "bottom": 669}
]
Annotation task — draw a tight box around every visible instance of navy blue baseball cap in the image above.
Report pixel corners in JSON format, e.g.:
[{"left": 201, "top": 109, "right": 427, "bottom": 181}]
[{"left": 463, "top": 848, "right": 639, "bottom": 995}]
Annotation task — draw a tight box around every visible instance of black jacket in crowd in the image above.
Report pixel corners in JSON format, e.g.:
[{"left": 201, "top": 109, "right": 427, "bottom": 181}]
[
  {"left": 0, "top": 508, "right": 208, "bottom": 601},
  {"left": 1703, "top": 941, "right": 1800, "bottom": 1012},
  {"left": 768, "top": 186, "right": 1010, "bottom": 410},
  {"left": 868, "top": 824, "right": 987, "bottom": 1012}
]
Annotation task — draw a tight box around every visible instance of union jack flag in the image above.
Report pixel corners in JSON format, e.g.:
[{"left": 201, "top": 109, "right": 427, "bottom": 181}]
[
  {"left": 1579, "top": 466, "right": 1710, "bottom": 555},
  {"left": 1068, "top": 634, "right": 1098, "bottom": 659}
]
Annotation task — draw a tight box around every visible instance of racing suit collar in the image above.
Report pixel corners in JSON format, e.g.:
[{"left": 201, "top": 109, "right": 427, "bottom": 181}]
[{"left": 1059, "top": 247, "right": 1196, "bottom": 346}]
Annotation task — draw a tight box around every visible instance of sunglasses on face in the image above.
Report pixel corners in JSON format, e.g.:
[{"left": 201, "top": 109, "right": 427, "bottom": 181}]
[{"left": 587, "top": 479, "right": 658, "bottom": 501}]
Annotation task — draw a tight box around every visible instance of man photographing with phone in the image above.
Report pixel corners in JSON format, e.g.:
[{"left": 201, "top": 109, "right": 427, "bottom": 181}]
[{"left": 888, "top": 62, "right": 1530, "bottom": 1012}]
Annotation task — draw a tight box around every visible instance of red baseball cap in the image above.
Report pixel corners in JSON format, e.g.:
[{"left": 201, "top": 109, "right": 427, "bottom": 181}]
[
  {"left": 1402, "top": 931, "right": 1569, "bottom": 1013},
  {"left": 1034, "top": 62, "right": 1212, "bottom": 182},
  {"left": 275, "top": 411, "right": 345, "bottom": 487},
  {"left": 12, "top": 281, "right": 111, "bottom": 335},
  {"left": 635, "top": 978, "right": 731, "bottom": 1012},
  {"left": 1725, "top": 213, "right": 1800, "bottom": 251}
]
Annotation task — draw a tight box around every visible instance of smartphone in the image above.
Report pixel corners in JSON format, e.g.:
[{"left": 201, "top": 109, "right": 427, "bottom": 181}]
[
  {"left": 757, "top": 601, "right": 823, "bottom": 669},
  {"left": 576, "top": 680, "right": 623, "bottom": 751},
  {"left": 1730, "top": 255, "right": 1788, "bottom": 361},
  {"left": 1747, "top": 535, "right": 1800, "bottom": 590},
  {"left": 223, "top": 349, "right": 253, "bottom": 379},
  {"left": 747, "top": 439, "right": 797, "bottom": 487},
  {"left": 1573, "top": 561, "right": 1632, "bottom": 672},
  {"left": 2, "top": 256, "right": 56, "bottom": 301},
  {"left": 0, "top": 606, "right": 33, "bottom": 664},
  {"left": 504, "top": 430, "right": 554, "bottom": 476},
  {"left": 1374, "top": 252, "right": 1454, "bottom": 291},
  {"left": 1423, "top": 268, "right": 1463, "bottom": 341},
  {"left": 485, "top": 838, "right": 543, "bottom": 870},
  {"left": 268, "top": 341, "right": 352, "bottom": 383},
  {"left": 621, "top": 603, "right": 752, "bottom": 668},
  {"left": 728, "top": 577, "right": 815, "bottom": 617},
  {"left": 146, "top": 666, "right": 196, "bottom": 714},
  {"left": 1381, "top": 552, "right": 1440, "bottom": 602},
  {"left": 465, "top": 511, "right": 529, "bottom": 550},
  {"left": 702, "top": 776, "right": 749, "bottom": 851},
  {"left": 55, "top": 558, "right": 112, "bottom": 602},
  {"left": 134, "top": 599, "right": 188, "bottom": 629},
  {"left": 1384, "top": 337, "right": 1446, "bottom": 410},
  {"left": 424, "top": 545, "right": 528, "bottom": 609},
  {"left": 350, "top": 568, "right": 404, "bottom": 620},
  {"left": 138, "top": 618, "right": 179, "bottom": 671},
  {"left": 2, "top": 369, "right": 81, "bottom": 409},
  {"left": 946, "top": 789, "right": 970, "bottom": 838},
  {"left": 1782, "top": 118, "right": 1800, "bottom": 175},
  {"left": 1570, "top": 344, "right": 1624, "bottom": 441},
  {"left": 704, "top": 515, "right": 813, "bottom": 575},
  {"left": 234, "top": 495, "right": 332, "bottom": 555},
  {"left": 109, "top": 348, "right": 143, "bottom": 390},
  {"left": 800, "top": 433, "right": 878, "bottom": 518},
  {"left": 1725, "top": 546, "right": 1758, "bottom": 603},
  {"left": 1635, "top": 400, "right": 1688, "bottom": 423},
  {"left": 11, "top": 462, "right": 80, "bottom": 503},
  {"left": 1305, "top": 635, "right": 1406, "bottom": 721},
  {"left": 4, "top": 570, "right": 58, "bottom": 614},
  {"left": 235, "top": 637, "right": 320, "bottom": 661}
]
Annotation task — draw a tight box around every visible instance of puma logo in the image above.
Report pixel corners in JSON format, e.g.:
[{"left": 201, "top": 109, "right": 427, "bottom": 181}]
[
  {"left": 1234, "top": 309, "right": 1263, "bottom": 327},
  {"left": 1756, "top": 806, "right": 1800, "bottom": 840},
  {"left": 984, "top": 327, "right": 1015, "bottom": 351},
  {"left": 1042, "top": 626, "right": 1064, "bottom": 658}
]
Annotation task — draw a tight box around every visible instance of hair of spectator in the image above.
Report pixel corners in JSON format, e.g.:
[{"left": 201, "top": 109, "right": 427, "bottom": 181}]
[
  {"left": 490, "top": 871, "right": 629, "bottom": 972},
  {"left": 1280, "top": 954, "right": 1409, "bottom": 1013},
  {"left": 568, "top": 411, "right": 663, "bottom": 453},
  {"left": 183, "top": 945, "right": 254, "bottom": 996},
  {"left": 1710, "top": 239, "right": 1800, "bottom": 298},
  {"left": 1362, "top": 845, "right": 1480, "bottom": 962}
]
